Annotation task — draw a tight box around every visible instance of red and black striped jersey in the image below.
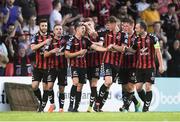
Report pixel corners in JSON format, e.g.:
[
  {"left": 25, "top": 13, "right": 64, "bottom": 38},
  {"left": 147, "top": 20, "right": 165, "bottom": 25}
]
[
  {"left": 65, "top": 35, "right": 93, "bottom": 68},
  {"left": 86, "top": 35, "right": 102, "bottom": 68},
  {"left": 31, "top": 32, "right": 51, "bottom": 69},
  {"left": 122, "top": 33, "right": 138, "bottom": 69},
  {"left": 45, "top": 36, "right": 68, "bottom": 69},
  {"left": 132, "top": 33, "right": 159, "bottom": 69},
  {"left": 96, "top": 1, "right": 110, "bottom": 26},
  {"left": 102, "top": 30, "right": 128, "bottom": 67}
]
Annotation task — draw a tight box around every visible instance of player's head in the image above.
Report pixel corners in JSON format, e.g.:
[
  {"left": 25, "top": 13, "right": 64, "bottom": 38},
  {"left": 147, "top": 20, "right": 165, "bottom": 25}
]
[
  {"left": 135, "top": 20, "right": 147, "bottom": 35},
  {"left": 74, "top": 21, "right": 86, "bottom": 36},
  {"left": 121, "top": 17, "right": 134, "bottom": 33},
  {"left": 39, "top": 19, "right": 48, "bottom": 34},
  {"left": 106, "top": 16, "right": 118, "bottom": 31},
  {"left": 53, "top": 24, "right": 63, "bottom": 37}
]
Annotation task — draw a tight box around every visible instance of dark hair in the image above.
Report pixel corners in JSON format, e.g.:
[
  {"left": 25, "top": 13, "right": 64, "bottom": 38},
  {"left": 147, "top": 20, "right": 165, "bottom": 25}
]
[
  {"left": 122, "top": 17, "right": 134, "bottom": 25},
  {"left": 137, "top": 21, "right": 147, "bottom": 31},
  {"left": 74, "top": 21, "right": 84, "bottom": 29},
  {"left": 52, "top": 0, "right": 60, "bottom": 8},
  {"left": 38, "top": 19, "right": 48, "bottom": 25},
  {"left": 106, "top": 16, "right": 118, "bottom": 23},
  {"left": 8, "top": 23, "right": 15, "bottom": 27},
  {"left": 168, "top": 3, "right": 176, "bottom": 9}
]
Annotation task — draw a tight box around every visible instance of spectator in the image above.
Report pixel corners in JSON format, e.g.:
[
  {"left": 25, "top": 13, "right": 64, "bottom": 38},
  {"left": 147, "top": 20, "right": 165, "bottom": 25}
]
[
  {"left": 126, "top": 0, "right": 139, "bottom": 20},
  {"left": 14, "top": 0, "right": 36, "bottom": 23},
  {"left": 159, "top": 40, "right": 172, "bottom": 76},
  {"left": 153, "top": 21, "right": 167, "bottom": 43},
  {"left": 168, "top": 40, "right": 180, "bottom": 77},
  {"left": 140, "top": 1, "right": 160, "bottom": 33},
  {"left": 49, "top": 0, "right": 71, "bottom": 31},
  {"left": 61, "top": 0, "right": 82, "bottom": 26},
  {"left": 136, "top": 0, "right": 150, "bottom": 13},
  {"left": 161, "top": 3, "right": 179, "bottom": 45},
  {"left": 157, "top": 0, "right": 172, "bottom": 15},
  {"left": 23, "top": 15, "right": 39, "bottom": 36},
  {"left": 34, "top": 0, "right": 52, "bottom": 23},
  {"left": 95, "top": 0, "right": 110, "bottom": 26},
  {"left": 173, "top": 0, "right": 180, "bottom": 20},
  {"left": 13, "top": 43, "right": 32, "bottom": 76},
  {"left": 2, "top": 21, "right": 22, "bottom": 76},
  {"left": 1, "top": 0, "right": 23, "bottom": 32},
  {"left": 116, "top": 4, "right": 132, "bottom": 21},
  {"left": 110, "top": 0, "right": 120, "bottom": 16},
  {"left": 0, "top": 34, "right": 9, "bottom": 76},
  {"left": 73, "top": 0, "right": 95, "bottom": 18}
]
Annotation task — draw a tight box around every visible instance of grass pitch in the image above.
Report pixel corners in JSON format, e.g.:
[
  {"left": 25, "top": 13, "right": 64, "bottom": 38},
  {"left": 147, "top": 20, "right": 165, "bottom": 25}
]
[{"left": 0, "top": 112, "right": 180, "bottom": 121}]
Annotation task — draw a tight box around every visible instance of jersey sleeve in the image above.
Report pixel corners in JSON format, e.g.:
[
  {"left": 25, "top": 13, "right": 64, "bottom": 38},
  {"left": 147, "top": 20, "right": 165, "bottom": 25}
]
[
  {"left": 149, "top": 33, "right": 160, "bottom": 49},
  {"left": 86, "top": 37, "right": 93, "bottom": 48}
]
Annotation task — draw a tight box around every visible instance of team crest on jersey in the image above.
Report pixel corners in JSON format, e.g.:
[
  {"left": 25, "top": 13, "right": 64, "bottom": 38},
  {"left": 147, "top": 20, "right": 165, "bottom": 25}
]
[
  {"left": 146, "top": 38, "right": 150, "bottom": 43},
  {"left": 116, "top": 36, "right": 120, "bottom": 39}
]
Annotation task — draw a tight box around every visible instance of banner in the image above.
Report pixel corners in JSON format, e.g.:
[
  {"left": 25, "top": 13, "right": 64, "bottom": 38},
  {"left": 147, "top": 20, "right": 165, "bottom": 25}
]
[{"left": 0, "top": 77, "right": 180, "bottom": 112}]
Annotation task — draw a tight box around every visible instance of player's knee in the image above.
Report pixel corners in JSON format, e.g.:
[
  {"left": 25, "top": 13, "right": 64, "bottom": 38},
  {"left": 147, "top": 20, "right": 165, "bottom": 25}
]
[
  {"left": 32, "top": 83, "right": 38, "bottom": 90},
  {"left": 77, "top": 84, "right": 83, "bottom": 91},
  {"left": 59, "top": 86, "right": 65, "bottom": 93}
]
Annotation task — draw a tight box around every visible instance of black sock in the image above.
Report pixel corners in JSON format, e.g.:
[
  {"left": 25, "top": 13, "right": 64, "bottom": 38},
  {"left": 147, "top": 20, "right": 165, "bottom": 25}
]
[
  {"left": 74, "top": 91, "right": 81, "bottom": 110},
  {"left": 143, "top": 91, "right": 152, "bottom": 112},
  {"left": 99, "top": 91, "right": 109, "bottom": 109},
  {"left": 41, "top": 90, "right": 48, "bottom": 110},
  {"left": 59, "top": 93, "right": 65, "bottom": 109},
  {"left": 97, "top": 84, "right": 108, "bottom": 104},
  {"left": 138, "top": 89, "right": 146, "bottom": 102},
  {"left": 132, "top": 95, "right": 138, "bottom": 105},
  {"left": 69, "top": 85, "right": 77, "bottom": 108},
  {"left": 48, "top": 89, "right": 54, "bottom": 104},
  {"left": 89, "top": 87, "right": 97, "bottom": 107},
  {"left": 34, "top": 88, "right": 42, "bottom": 103},
  {"left": 122, "top": 91, "right": 126, "bottom": 105},
  {"left": 124, "top": 92, "right": 134, "bottom": 110}
]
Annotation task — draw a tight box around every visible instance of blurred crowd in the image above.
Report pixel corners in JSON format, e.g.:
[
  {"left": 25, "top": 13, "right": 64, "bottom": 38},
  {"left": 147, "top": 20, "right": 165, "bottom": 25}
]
[{"left": 0, "top": 0, "right": 179, "bottom": 77}]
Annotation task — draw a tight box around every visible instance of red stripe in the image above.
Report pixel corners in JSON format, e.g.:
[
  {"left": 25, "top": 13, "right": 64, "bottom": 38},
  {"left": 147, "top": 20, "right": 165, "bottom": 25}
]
[
  {"left": 147, "top": 36, "right": 151, "bottom": 68},
  {"left": 138, "top": 38, "right": 141, "bottom": 69},
  {"left": 142, "top": 38, "right": 146, "bottom": 69}
]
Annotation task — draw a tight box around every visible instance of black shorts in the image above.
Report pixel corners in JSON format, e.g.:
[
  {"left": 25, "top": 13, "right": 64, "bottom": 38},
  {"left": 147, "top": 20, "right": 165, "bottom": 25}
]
[
  {"left": 47, "top": 68, "right": 67, "bottom": 86},
  {"left": 104, "top": 63, "right": 119, "bottom": 83},
  {"left": 136, "top": 68, "right": 155, "bottom": 84},
  {"left": 87, "top": 66, "right": 100, "bottom": 81},
  {"left": 118, "top": 68, "right": 136, "bottom": 84},
  {"left": 71, "top": 67, "right": 87, "bottom": 84},
  {"left": 32, "top": 68, "right": 49, "bottom": 83}
]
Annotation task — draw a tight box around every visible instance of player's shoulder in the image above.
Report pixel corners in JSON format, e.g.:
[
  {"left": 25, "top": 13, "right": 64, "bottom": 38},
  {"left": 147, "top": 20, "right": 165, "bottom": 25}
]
[
  {"left": 67, "top": 35, "right": 75, "bottom": 42},
  {"left": 148, "top": 33, "right": 158, "bottom": 42}
]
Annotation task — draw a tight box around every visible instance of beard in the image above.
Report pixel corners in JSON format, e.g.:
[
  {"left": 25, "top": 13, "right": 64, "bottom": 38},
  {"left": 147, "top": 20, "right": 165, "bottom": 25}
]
[{"left": 40, "top": 28, "right": 47, "bottom": 34}]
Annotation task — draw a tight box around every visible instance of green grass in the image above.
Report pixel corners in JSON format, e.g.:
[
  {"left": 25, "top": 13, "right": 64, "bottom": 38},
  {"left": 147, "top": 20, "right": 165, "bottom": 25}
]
[{"left": 0, "top": 112, "right": 180, "bottom": 121}]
